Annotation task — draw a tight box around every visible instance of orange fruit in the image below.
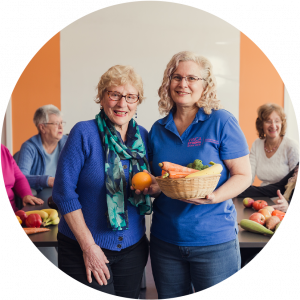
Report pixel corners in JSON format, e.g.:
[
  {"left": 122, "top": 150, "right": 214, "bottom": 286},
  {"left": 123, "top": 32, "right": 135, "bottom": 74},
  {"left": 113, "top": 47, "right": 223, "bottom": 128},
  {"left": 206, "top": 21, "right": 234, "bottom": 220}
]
[{"left": 132, "top": 172, "right": 152, "bottom": 190}]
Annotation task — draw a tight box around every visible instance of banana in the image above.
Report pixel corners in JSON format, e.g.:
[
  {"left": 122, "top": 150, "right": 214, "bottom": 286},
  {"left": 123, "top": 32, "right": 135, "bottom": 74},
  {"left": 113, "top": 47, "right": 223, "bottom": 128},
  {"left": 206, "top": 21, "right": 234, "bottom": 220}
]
[
  {"left": 239, "top": 219, "right": 274, "bottom": 236},
  {"left": 185, "top": 163, "right": 223, "bottom": 178},
  {"left": 43, "top": 217, "right": 60, "bottom": 227},
  {"left": 42, "top": 208, "right": 58, "bottom": 223},
  {"left": 26, "top": 210, "right": 49, "bottom": 221},
  {"left": 274, "top": 220, "right": 283, "bottom": 233}
]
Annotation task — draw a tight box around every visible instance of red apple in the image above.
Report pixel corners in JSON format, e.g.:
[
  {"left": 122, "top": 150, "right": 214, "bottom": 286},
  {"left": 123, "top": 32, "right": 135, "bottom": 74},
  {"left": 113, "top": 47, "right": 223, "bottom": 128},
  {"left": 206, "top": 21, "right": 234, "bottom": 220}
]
[
  {"left": 15, "top": 210, "right": 28, "bottom": 223},
  {"left": 249, "top": 212, "right": 266, "bottom": 225},
  {"left": 264, "top": 206, "right": 275, "bottom": 213},
  {"left": 243, "top": 197, "right": 255, "bottom": 208},
  {"left": 252, "top": 200, "right": 268, "bottom": 211},
  {"left": 258, "top": 208, "right": 272, "bottom": 220}
]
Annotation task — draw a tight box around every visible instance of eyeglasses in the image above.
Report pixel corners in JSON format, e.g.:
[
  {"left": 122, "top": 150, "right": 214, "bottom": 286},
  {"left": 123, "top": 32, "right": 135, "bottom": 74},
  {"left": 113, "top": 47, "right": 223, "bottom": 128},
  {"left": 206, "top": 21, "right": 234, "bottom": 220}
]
[
  {"left": 170, "top": 74, "right": 206, "bottom": 83},
  {"left": 107, "top": 91, "right": 139, "bottom": 104},
  {"left": 43, "top": 121, "right": 66, "bottom": 127}
]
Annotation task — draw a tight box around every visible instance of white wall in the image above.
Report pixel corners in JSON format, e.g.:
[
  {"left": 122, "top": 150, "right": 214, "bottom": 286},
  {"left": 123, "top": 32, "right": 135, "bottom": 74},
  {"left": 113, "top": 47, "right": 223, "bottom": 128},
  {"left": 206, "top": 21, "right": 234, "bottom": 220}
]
[{"left": 60, "top": 2, "right": 240, "bottom": 134}]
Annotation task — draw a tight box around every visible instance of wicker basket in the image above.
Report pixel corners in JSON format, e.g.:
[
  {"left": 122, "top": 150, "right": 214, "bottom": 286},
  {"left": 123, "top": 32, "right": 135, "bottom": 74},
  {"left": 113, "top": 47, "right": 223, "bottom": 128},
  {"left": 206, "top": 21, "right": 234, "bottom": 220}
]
[{"left": 156, "top": 174, "right": 221, "bottom": 200}]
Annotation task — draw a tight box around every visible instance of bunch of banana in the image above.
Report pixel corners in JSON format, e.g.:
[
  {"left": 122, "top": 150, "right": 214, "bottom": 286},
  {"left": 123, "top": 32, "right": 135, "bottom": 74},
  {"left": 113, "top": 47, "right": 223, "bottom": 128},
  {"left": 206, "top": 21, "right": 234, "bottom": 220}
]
[
  {"left": 26, "top": 210, "right": 49, "bottom": 222},
  {"left": 41, "top": 208, "right": 60, "bottom": 227},
  {"left": 185, "top": 162, "right": 223, "bottom": 178}
]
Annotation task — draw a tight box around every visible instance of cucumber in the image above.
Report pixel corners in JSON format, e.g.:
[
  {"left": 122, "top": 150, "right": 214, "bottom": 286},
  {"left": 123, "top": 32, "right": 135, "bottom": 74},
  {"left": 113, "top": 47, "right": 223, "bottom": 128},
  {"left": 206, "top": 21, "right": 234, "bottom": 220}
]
[{"left": 239, "top": 219, "right": 274, "bottom": 236}]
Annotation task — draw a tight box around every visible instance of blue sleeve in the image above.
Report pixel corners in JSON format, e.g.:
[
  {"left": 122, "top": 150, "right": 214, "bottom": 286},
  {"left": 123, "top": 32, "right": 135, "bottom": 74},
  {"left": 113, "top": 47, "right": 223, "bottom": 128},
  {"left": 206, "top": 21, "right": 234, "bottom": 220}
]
[
  {"left": 219, "top": 116, "right": 249, "bottom": 160},
  {"left": 52, "top": 122, "right": 89, "bottom": 215},
  {"left": 17, "top": 143, "right": 49, "bottom": 190},
  {"left": 138, "top": 125, "right": 149, "bottom": 161}
]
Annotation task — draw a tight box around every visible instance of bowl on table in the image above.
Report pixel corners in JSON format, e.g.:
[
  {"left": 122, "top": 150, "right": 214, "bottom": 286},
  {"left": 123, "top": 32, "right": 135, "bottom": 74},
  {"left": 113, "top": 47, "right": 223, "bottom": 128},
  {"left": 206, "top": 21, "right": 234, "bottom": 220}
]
[{"left": 155, "top": 174, "right": 221, "bottom": 200}]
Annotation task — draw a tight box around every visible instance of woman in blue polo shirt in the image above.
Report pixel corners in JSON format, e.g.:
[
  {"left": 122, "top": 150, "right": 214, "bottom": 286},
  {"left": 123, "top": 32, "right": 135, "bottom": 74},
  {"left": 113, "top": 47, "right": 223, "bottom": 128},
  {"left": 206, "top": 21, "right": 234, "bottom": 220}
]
[{"left": 144, "top": 51, "right": 252, "bottom": 298}]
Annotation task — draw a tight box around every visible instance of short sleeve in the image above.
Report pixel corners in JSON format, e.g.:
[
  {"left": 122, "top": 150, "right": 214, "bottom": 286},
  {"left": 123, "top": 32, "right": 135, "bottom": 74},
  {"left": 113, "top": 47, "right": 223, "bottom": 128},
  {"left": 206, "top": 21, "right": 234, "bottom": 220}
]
[{"left": 219, "top": 116, "right": 249, "bottom": 160}]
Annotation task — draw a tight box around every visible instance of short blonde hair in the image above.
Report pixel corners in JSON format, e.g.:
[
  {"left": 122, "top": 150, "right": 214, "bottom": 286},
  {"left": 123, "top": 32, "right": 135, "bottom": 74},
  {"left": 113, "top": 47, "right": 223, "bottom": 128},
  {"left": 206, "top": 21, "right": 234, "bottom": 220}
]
[
  {"left": 95, "top": 65, "right": 145, "bottom": 104},
  {"left": 256, "top": 103, "right": 287, "bottom": 139},
  {"left": 158, "top": 51, "right": 221, "bottom": 115}
]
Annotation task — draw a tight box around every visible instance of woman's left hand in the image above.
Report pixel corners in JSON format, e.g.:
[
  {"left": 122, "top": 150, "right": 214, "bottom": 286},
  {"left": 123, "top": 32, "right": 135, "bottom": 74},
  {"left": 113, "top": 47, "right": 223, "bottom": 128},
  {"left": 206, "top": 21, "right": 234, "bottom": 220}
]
[
  {"left": 179, "top": 193, "right": 217, "bottom": 205},
  {"left": 22, "top": 195, "right": 44, "bottom": 206}
]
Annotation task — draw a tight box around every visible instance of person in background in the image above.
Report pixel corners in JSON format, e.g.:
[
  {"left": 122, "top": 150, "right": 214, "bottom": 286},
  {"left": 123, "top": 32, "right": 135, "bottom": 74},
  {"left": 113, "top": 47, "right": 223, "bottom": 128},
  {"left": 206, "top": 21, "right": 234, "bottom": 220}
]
[
  {"left": 238, "top": 163, "right": 298, "bottom": 212},
  {"left": 135, "top": 51, "right": 252, "bottom": 298},
  {"left": 52, "top": 65, "right": 150, "bottom": 298},
  {"left": 250, "top": 103, "right": 299, "bottom": 186},
  {"left": 16, "top": 105, "right": 67, "bottom": 192},
  {"left": 1, "top": 144, "right": 43, "bottom": 212}
]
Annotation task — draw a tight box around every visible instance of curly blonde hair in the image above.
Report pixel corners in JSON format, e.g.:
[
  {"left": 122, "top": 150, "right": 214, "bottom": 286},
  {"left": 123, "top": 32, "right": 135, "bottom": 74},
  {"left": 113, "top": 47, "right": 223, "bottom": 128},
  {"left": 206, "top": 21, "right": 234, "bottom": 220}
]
[
  {"left": 256, "top": 103, "right": 287, "bottom": 139},
  {"left": 158, "top": 51, "right": 221, "bottom": 115},
  {"left": 95, "top": 65, "right": 145, "bottom": 105}
]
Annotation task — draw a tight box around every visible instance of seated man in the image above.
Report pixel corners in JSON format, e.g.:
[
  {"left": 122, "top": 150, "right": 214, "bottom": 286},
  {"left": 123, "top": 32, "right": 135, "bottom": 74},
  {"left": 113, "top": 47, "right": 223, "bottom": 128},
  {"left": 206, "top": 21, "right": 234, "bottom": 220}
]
[
  {"left": 238, "top": 163, "right": 298, "bottom": 212},
  {"left": 17, "top": 105, "right": 67, "bottom": 192}
]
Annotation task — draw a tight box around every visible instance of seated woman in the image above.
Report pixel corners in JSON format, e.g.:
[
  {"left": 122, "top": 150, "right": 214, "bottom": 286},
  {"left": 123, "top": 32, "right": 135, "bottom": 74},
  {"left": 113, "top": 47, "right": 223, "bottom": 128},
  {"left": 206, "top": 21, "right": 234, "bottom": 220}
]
[
  {"left": 16, "top": 105, "right": 67, "bottom": 192},
  {"left": 250, "top": 103, "right": 299, "bottom": 186},
  {"left": 238, "top": 163, "right": 298, "bottom": 212},
  {"left": 1, "top": 144, "right": 43, "bottom": 212}
]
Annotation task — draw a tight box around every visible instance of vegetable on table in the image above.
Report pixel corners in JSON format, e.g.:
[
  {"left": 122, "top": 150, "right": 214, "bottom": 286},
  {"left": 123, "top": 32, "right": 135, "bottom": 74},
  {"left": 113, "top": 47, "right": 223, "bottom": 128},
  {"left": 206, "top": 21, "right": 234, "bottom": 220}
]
[
  {"left": 271, "top": 210, "right": 285, "bottom": 221},
  {"left": 25, "top": 214, "right": 42, "bottom": 228},
  {"left": 23, "top": 227, "right": 50, "bottom": 235},
  {"left": 16, "top": 216, "right": 22, "bottom": 224}
]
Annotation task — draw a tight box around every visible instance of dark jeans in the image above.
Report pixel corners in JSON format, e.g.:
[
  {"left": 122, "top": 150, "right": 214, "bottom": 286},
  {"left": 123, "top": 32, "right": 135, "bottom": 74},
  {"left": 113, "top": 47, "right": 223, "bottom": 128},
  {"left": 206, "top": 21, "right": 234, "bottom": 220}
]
[
  {"left": 150, "top": 234, "right": 241, "bottom": 299},
  {"left": 58, "top": 232, "right": 149, "bottom": 298}
]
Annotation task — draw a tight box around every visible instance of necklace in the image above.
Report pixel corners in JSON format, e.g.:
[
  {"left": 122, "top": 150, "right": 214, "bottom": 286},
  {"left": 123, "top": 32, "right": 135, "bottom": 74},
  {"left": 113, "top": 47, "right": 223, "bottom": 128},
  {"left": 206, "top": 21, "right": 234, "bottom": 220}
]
[{"left": 264, "top": 138, "right": 281, "bottom": 153}]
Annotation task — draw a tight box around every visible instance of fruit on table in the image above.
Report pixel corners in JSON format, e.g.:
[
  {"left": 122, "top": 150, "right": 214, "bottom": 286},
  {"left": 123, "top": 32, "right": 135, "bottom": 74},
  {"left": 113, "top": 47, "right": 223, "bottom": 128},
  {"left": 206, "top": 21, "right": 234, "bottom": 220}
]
[
  {"left": 239, "top": 219, "right": 274, "bottom": 236},
  {"left": 48, "top": 196, "right": 58, "bottom": 210},
  {"left": 249, "top": 212, "right": 266, "bottom": 225},
  {"left": 264, "top": 206, "right": 275, "bottom": 213},
  {"left": 132, "top": 172, "right": 152, "bottom": 190},
  {"left": 26, "top": 210, "right": 48, "bottom": 222},
  {"left": 16, "top": 216, "right": 22, "bottom": 224},
  {"left": 243, "top": 197, "right": 254, "bottom": 208},
  {"left": 15, "top": 210, "right": 27, "bottom": 223},
  {"left": 185, "top": 162, "right": 222, "bottom": 178},
  {"left": 25, "top": 214, "right": 42, "bottom": 228},
  {"left": 265, "top": 216, "right": 281, "bottom": 231},
  {"left": 252, "top": 200, "right": 268, "bottom": 211},
  {"left": 271, "top": 210, "right": 285, "bottom": 221},
  {"left": 43, "top": 217, "right": 60, "bottom": 227},
  {"left": 258, "top": 208, "right": 272, "bottom": 220},
  {"left": 275, "top": 221, "right": 281, "bottom": 232},
  {"left": 42, "top": 208, "right": 58, "bottom": 223}
]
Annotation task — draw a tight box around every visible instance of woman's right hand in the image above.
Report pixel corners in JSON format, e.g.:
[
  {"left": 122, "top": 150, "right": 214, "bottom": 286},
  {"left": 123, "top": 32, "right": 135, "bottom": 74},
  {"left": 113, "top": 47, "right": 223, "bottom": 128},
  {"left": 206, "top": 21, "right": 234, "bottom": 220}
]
[
  {"left": 131, "top": 170, "right": 161, "bottom": 197},
  {"left": 82, "top": 244, "right": 110, "bottom": 285}
]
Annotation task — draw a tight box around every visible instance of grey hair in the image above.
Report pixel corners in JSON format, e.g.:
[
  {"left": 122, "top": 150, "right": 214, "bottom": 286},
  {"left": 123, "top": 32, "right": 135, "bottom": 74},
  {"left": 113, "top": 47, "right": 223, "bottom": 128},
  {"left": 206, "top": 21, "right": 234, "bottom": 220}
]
[{"left": 33, "top": 105, "right": 62, "bottom": 131}]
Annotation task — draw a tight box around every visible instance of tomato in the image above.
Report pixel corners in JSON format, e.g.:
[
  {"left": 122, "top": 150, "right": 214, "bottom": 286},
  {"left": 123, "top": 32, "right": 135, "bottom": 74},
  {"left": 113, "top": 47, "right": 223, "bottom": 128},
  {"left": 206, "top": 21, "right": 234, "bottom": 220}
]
[
  {"left": 272, "top": 210, "right": 285, "bottom": 221},
  {"left": 252, "top": 200, "right": 268, "bottom": 211},
  {"left": 25, "top": 214, "right": 42, "bottom": 228}
]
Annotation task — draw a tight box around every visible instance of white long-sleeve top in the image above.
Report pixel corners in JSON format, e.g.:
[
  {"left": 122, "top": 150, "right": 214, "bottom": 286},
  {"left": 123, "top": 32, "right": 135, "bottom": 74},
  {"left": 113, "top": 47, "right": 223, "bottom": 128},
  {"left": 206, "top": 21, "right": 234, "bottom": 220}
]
[{"left": 250, "top": 136, "right": 299, "bottom": 186}]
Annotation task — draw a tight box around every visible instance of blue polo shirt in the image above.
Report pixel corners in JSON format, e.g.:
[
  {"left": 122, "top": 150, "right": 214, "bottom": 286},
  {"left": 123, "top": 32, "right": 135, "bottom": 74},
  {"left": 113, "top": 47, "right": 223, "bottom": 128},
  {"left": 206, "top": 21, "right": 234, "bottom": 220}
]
[{"left": 148, "top": 108, "right": 249, "bottom": 246}]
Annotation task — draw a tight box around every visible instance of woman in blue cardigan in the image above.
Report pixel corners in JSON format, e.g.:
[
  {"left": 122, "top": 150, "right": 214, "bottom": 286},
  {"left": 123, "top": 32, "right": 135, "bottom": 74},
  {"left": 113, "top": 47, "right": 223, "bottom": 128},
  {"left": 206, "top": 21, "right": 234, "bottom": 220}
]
[{"left": 52, "top": 65, "right": 151, "bottom": 298}]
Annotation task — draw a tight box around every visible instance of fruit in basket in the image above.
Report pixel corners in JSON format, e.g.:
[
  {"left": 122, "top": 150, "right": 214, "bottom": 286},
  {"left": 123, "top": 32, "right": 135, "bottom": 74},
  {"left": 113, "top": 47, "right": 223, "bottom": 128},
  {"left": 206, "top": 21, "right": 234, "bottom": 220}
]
[
  {"left": 26, "top": 210, "right": 48, "bottom": 222},
  {"left": 16, "top": 216, "right": 22, "bottom": 224},
  {"left": 25, "top": 214, "right": 42, "bottom": 228},
  {"left": 252, "top": 200, "right": 268, "bottom": 211},
  {"left": 15, "top": 210, "right": 28, "bottom": 223},
  {"left": 132, "top": 172, "right": 152, "bottom": 190},
  {"left": 271, "top": 210, "right": 285, "bottom": 221},
  {"left": 258, "top": 208, "right": 272, "bottom": 220},
  {"left": 243, "top": 197, "right": 254, "bottom": 208},
  {"left": 265, "top": 216, "right": 281, "bottom": 231},
  {"left": 185, "top": 162, "right": 222, "bottom": 178},
  {"left": 239, "top": 219, "right": 274, "bottom": 236},
  {"left": 249, "top": 212, "right": 266, "bottom": 225}
]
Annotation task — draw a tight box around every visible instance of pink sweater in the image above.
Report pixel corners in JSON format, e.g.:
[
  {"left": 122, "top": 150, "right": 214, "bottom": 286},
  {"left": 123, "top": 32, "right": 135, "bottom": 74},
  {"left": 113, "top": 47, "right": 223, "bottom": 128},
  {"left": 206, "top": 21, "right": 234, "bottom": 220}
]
[{"left": 1, "top": 144, "right": 32, "bottom": 212}]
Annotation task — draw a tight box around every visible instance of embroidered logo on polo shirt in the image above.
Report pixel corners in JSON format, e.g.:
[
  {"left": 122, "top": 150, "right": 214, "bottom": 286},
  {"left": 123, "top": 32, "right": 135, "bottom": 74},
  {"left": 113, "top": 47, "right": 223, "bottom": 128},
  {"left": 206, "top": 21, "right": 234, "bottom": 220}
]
[
  {"left": 205, "top": 139, "right": 219, "bottom": 144},
  {"left": 187, "top": 137, "right": 201, "bottom": 147}
]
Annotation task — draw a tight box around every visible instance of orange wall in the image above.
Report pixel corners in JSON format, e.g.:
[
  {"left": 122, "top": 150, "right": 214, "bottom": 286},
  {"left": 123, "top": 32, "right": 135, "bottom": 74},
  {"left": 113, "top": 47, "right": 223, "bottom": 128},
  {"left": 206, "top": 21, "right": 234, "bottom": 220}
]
[
  {"left": 239, "top": 33, "right": 284, "bottom": 185},
  {"left": 11, "top": 33, "right": 61, "bottom": 154}
]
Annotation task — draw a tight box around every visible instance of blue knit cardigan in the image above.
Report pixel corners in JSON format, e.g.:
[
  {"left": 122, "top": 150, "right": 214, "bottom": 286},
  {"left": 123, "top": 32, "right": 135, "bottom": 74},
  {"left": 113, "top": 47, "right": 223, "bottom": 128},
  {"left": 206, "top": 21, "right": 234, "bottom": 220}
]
[
  {"left": 52, "top": 120, "right": 148, "bottom": 251},
  {"left": 17, "top": 134, "right": 68, "bottom": 191}
]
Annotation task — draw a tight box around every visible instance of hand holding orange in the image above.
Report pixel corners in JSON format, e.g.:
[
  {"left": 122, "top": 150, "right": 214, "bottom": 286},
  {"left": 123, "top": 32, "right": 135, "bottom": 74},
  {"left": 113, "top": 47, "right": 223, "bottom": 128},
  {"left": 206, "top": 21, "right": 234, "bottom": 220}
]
[{"left": 132, "top": 172, "right": 152, "bottom": 190}]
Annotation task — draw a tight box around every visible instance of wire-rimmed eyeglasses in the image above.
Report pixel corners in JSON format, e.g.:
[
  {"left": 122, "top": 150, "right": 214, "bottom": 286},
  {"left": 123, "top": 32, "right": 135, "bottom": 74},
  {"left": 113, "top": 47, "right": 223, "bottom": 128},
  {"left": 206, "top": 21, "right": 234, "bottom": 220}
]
[{"left": 170, "top": 74, "right": 206, "bottom": 83}]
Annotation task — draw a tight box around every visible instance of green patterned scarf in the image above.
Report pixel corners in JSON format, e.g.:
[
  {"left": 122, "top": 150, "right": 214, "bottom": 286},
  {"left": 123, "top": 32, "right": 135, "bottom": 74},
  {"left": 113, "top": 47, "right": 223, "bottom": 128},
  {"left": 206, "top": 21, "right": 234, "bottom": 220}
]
[{"left": 96, "top": 110, "right": 152, "bottom": 230}]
